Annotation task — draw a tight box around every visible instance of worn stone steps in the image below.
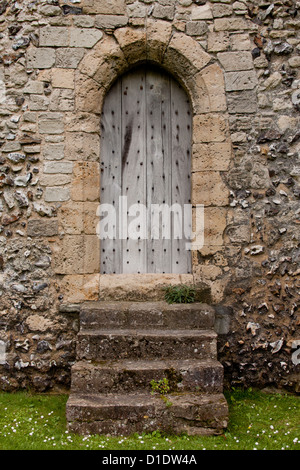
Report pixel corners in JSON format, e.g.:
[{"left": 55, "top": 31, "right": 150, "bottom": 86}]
[
  {"left": 80, "top": 301, "right": 215, "bottom": 330},
  {"left": 71, "top": 358, "right": 224, "bottom": 394},
  {"left": 66, "top": 392, "right": 229, "bottom": 437},
  {"left": 67, "top": 301, "right": 228, "bottom": 436},
  {"left": 76, "top": 329, "right": 218, "bottom": 361}
]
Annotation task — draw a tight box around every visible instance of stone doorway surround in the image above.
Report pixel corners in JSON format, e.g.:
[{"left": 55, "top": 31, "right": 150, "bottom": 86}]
[{"left": 55, "top": 20, "right": 232, "bottom": 304}]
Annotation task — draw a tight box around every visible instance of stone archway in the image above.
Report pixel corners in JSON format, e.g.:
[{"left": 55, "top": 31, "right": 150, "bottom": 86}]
[{"left": 71, "top": 21, "right": 232, "bottom": 301}]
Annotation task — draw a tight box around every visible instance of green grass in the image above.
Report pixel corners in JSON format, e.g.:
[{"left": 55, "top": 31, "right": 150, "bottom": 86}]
[{"left": 0, "top": 389, "right": 299, "bottom": 450}]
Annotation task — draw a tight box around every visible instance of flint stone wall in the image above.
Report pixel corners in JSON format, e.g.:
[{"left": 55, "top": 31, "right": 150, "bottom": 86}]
[{"left": 0, "top": 0, "right": 299, "bottom": 392}]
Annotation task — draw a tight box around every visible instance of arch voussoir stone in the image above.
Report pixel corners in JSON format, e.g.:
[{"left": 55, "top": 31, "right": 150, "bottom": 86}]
[
  {"left": 75, "top": 71, "right": 104, "bottom": 115},
  {"left": 146, "top": 19, "right": 173, "bottom": 64},
  {"left": 191, "top": 63, "right": 227, "bottom": 115},
  {"left": 113, "top": 27, "right": 147, "bottom": 66},
  {"left": 78, "top": 34, "right": 128, "bottom": 90},
  {"left": 162, "top": 32, "right": 212, "bottom": 84}
]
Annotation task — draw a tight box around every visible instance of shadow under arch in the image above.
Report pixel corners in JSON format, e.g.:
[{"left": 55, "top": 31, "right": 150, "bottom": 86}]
[{"left": 76, "top": 22, "right": 227, "bottom": 117}]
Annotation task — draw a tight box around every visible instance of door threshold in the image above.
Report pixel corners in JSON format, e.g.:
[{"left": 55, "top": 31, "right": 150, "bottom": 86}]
[{"left": 99, "top": 273, "right": 211, "bottom": 302}]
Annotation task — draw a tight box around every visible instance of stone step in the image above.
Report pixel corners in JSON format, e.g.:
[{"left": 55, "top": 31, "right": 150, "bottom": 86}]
[
  {"left": 66, "top": 392, "right": 228, "bottom": 436},
  {"left": 71, "top": 359, "right": 224, "bottom": 395},
  {"left": 80, "top": 301, "right": 215, "bottom": 331},
  {"left": 76, "top": 329, "right": 218, "bottom": 361}
]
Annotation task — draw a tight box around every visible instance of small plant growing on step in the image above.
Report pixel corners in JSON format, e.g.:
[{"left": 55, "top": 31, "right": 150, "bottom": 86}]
[
  {"left": 163, "top": 284, "right": 196, "bottom": 304},
  {"left": 150, "top": 378, "right": 170, "bottom": 395},
  {"left": 150, "top": 378, "right": 173, "bottom": 408}
]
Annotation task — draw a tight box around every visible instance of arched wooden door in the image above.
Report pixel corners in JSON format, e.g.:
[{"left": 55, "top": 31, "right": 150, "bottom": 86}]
[{"left": 100, "top": 65, "right": 192, "bottom": 274}]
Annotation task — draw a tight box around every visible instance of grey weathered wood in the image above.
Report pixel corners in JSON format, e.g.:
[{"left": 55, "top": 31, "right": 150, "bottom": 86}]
[
  {"left": 100, "top": 66, "right": 192, "bottom": 274},
  {"left": 100, "top": 79, "right": 122, "bottom": 274},
  {"left": 146, "top": 69, "right": 172, "bottom": 273},
  {"left": 121, "top": 69, "right": 147, "bottom": 274},
  {"left": 170, "top": 80, "right": 192, "bottom": 274}
]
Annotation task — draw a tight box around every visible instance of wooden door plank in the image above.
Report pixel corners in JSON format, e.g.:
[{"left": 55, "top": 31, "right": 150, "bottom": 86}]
[
  {"left": 146, "top": 68, "right": 172, "bottom": 274},
  {"left": 100, "top": 79, "right": 122, "bottom": 274},
  {"left": 170, "top": 80, "right": 192, "bottom": 274},
  {"left": 121, "top": 68, "right": 147, "bottom": 274}
]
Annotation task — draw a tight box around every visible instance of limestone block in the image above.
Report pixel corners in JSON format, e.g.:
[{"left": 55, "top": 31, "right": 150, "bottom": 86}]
[
  {"left": 43, "top": 143, "right": 65, "bottom": 161},
  {"left": 55, "top": 48, "right": 85, "bottom": 69},
  {"left": 53, "top": 235, "right": 100, "bottom": 274},
  {"left": 84, "top": 235, "right": 100, "bottom": 273},
  {"left": 192, "top": 141, "right": 232, "bottom": 172},
  {"left": 52, "top": 68, "right": 75, "bottom": 89},
  {"left": 40, "top": 174, "right": 72, "bottom": 186},
  {"left": 28, "top": 95, "right": 49, "bottom": 111},
  {"left": 214, "top": 17, "right": 254, "bottom": 31},
  {"left": 217, "top": 51, "right": 254, "bottom": 71},
  {"left": 19, "top": 122, "right": 38, "bottom": 133},
  {"left": 186, "top": 21, "right": 208, "bottom": 37},
  {"left": 23, "top": 145, "right": 40, "bottom": 154},
  {"left": 27, "top": 47, "right": 56, "bottom": 69},
  {"left": 193, "top": 114, "right": 229, "bottom": 143},
  {"left": 71, "top": 162, "right": 100, "bottom": 202},
  {"left": 44, "top": 161, "right": 73, "bottom": 174},
  {"left": 193, "top": 63, "right": 227, "bottom": 113},
  {"left": 65, "top": 112, "right": 100, "bottom": 133},
  {"left": 44, "top": 187, "right": 70, "bottom": 202},
  {"left": 53, "top": 235, "right": 84, "bottom": 274},
  {"left": 152, "top": 4, "right": 175, "bottom": 20},
  {"left": 224, "top": 70, "right": 258, "bottom": 91},
  {"left": 79, "top": 35, "right": 127, "bottom": 88},
  {"left": 212, "top": 3, "right": 233, "bottom": 17},
  {"left": 81, "top": 0, "right": 126, "bottom": 15},
  {"left": 75, "top": 73, "right": 103, "bottom": 114},
  {"left": 37, "top": 69, "right": 51, "bottom": 83},
  {"left": 207, "top": 32, "right": 229, "bottom": 52},
  {"left": 49, "top": 89, "right": 75, "bottom": 112},
  {"left": 192, "top": 172, "right": 229, "bottom": 207},
  {"left": 114, "top": 27, "right": 147, "bottom": 64},
  {"left": 230, "top": 33, "right": 251, "bottom": 51},
  {"left": 69, "top": 28, "right": 103, "bottom": 48},
  {"left": 84, "top": 202, "right": 100, "bottom": 235},
  {"left": 99, "top": 273, "right": 194, "bottom": 301},
  {"left": 24, "top": 80, "right": 44, "bottom": 94},
  {"left": 38, "top": 112, "right": 64, "bottom": 134},
  {"left": 40, "top": 27, "right": 70, "bottom": 47},
  {"left": 59, "top": 201, "right": 99, "bottom": 235},
  {"left": 94, "top": 14, "right": 128, "bottom": 29},
  {"left": 146, "top": 20, "right": 172, "bottom": 64},
  {"left": 202, "top": 207, "right": 227, "bottom": 247},
  {"left": 163, "top": 32, "right": 211, "bottom": 78},
  {"left": 73, "top": 15, "right": 95, "bottom": 28},
  {"left": 2, "top": 142, "right": 22, "bottom": 152},
  {"left": 127, "top": 3, "right": 147, "bottom": 18},
  {"left": 27, "top": 219, "right": 58, "bottom": 237},
  {"left": 59, "top": 202, "right": 84, "bottom": 235},
  {"left": 227, "top": 90, "right": 257, "bottom": 114},
  {"left": 65, "top": 132, "right": 100, "bottom": 161},
  {"left": 191, "top": 4, "right": 213, "bottom": 20},
  {"left": 59, "top": 274, "right": 99, "bottom": 303}
]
